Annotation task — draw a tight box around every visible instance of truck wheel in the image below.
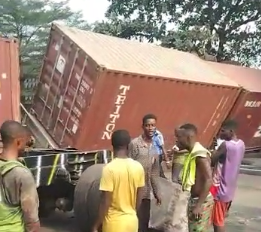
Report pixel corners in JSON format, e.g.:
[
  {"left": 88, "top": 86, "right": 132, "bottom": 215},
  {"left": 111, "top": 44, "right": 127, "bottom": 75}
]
[
  {"left": 74, "top": 164, "right": 105, "bottom": 232},
  {"left": 39, "top": 197, "right": 56, "bottom": 217}
]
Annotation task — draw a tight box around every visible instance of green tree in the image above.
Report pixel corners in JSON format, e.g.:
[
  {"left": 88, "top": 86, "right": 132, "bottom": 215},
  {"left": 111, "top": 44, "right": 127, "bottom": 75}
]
[
  {"left": 93, "top": 15, "right": 166, "bottom": 42},
  {"left": 0, "top": 0, "right": 89, "bottom": 103},
  {"left": 101, "top": 0, "right": 261, "bottom": 66}
]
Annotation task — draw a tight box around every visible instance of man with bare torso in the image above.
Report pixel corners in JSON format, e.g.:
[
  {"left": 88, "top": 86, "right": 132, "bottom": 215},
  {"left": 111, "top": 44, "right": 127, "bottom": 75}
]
[
  {"left": 176, "top": 123, "right": 213, "bottom": 232},
  {"left": 0, "top": 120, "right": 40, "bottom": 232}
]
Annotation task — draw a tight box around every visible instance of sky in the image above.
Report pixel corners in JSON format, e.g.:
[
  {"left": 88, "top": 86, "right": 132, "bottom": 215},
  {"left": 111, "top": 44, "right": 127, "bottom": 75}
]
[{"left": 68, "top": 0, "right": 109, "bottom": 23}]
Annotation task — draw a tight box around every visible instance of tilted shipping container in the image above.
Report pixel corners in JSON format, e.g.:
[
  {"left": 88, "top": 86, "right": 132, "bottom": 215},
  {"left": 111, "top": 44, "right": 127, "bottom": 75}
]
[
  {"left": 0, "top": 37, "right": 20, "bottom": 125},
  {"left": 208, "top": 62, "right": 261, "bottom": 149},
  {"left": 30, "top": 23, "right": 240, "bottom": 150}
]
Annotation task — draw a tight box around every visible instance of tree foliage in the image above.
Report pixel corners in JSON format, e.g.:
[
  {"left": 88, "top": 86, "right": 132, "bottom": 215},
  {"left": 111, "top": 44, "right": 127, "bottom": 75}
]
[
  {"left": 93, "top": 16, "right": 166, "bottom": 42},
  {"left": 96, "top": 0, "right": 261, "bottom": 66},
  {"left": 0, "top": 0, "right": 89, "bottom": 103}
]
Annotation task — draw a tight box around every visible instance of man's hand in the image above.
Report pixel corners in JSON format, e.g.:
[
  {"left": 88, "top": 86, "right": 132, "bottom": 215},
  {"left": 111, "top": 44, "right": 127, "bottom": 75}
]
[
  {"left": 191, "top": 204, "right": 202, "bottom": 221},
  {"left": 91, "top": 224, "right": 100, "bottom": 232}
]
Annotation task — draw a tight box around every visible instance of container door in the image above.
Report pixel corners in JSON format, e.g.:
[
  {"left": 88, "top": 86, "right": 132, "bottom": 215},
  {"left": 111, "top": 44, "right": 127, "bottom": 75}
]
[{"left": 32, "top": 33, "right": 96, "bottom": 147}]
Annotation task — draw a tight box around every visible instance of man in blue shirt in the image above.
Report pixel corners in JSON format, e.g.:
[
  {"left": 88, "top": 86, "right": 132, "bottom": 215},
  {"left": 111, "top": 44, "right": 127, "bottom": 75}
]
[{"left": 153, "top": 129, "right": 170, "bottom": 178}]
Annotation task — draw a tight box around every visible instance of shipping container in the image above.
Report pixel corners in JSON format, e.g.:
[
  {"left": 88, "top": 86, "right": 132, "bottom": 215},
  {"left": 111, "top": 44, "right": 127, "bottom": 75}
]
[
  {"left": 29, "top": 23, "right": 241, "bottom": 150},
  {"left": 208, "top": 62, "right": 261, "bottom": 149},
  {"left": 0, "top": 37, "right": 20, "bottom": 126}
]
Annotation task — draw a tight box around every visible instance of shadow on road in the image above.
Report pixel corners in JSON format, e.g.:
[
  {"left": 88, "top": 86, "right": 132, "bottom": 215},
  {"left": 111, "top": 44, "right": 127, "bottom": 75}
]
[{"left": 40, "top": 212, "right": 77, "bottom": 232}]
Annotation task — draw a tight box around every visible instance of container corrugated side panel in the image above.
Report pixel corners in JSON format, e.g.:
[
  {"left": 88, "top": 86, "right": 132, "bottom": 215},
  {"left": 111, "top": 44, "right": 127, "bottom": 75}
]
[
  {"left": 75, "top": 71, "right": 240, "bottom": 150},
  {"left": 227, "top": 91, "right": 261, "bottom": 148},
  {"left": 31, "top": 28, "right": 100, "bottom": 147},
  {"left": 208, "top": 62, "right": 261, "bottom": 149},
  {"left": 0, "top": 38, "right": 20, "bottom": 125}
]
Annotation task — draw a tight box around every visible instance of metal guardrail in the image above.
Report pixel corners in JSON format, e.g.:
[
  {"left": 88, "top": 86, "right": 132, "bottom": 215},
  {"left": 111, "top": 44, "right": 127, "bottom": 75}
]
[{"left": 245, "top": 146, "right": 261, "bottom": 153}]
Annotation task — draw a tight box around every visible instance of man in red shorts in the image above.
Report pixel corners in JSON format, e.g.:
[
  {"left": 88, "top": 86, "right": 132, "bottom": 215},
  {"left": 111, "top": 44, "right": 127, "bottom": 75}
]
[
  {"left": 210, "top": 136, "right": 224, "bottom": 198},
  {"left": 211, "top": 120, "right": 245, "bottom": 232}
]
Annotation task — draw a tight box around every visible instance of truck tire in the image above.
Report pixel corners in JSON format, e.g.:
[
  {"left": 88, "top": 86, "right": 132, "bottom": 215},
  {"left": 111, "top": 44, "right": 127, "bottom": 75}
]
[{"left": 74, "top": 164, "right": 105, "bottom": 232}]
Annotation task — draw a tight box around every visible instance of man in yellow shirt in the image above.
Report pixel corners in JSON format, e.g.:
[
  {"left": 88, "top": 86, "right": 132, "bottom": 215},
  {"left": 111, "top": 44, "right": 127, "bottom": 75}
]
[{"left": 92, "top": 130, "right": 145, "bottom": 232}]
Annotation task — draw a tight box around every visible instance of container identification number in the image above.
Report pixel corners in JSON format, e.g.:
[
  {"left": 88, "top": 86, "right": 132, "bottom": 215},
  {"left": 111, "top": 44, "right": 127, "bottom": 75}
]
[
  {"left": 244, "top": 101, "right": 261, "bottom": 108},
  {"left": 101, "top": 85, "right": 130, "bottom": 140}
]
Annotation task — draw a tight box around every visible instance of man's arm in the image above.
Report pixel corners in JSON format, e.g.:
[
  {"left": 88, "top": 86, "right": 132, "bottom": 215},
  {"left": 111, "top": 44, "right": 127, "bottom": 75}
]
[
  {"left": 161, "top": 145, "right": 168, "bottom": 161},
  {"left": 211, "top": 142, "right": 226, "bottom": 166},
  {"left": 95, "top": 191, "right": 112, "bottom": 230},
  {"left": 93, "top": 166, "right": 113, "bottom": 231},
  {"left": 128, "top": 140, "right": 138, "bottom": 159},
  {"left": 195, "top": 156, "right": 213, "bottom": 208},
  {"left": 171, "top": 146, "right": 188, "bottom": 157},
  {"left": 18, "top": 168, "right": 40, "bottom": 232},
  {"left": 157, "top": 134, "right": 168, "bottom": 161},
  {"left": 150, "top": 157, "right": 160, "bottom": 201},
  {"left": 136, "top": 164, "right": 145, "bottom": 211}
]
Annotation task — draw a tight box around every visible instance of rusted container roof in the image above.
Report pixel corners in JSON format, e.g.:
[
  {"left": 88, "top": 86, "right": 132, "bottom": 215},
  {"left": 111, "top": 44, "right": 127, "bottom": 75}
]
[
  {"left": 208, "top": 62, "right": 261, "bottom": 92},
  {"left": 54, "top": 23, "right": 238, "bottom": 87}
]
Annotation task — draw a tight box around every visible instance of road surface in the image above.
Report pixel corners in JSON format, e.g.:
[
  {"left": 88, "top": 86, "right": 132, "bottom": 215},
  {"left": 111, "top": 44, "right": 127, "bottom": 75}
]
[
  {"left": 225, "top": 174, "right": 261, "bottom": 232},
  {"left": 40, "top": 174, "right": 261, "bottom": 232}
]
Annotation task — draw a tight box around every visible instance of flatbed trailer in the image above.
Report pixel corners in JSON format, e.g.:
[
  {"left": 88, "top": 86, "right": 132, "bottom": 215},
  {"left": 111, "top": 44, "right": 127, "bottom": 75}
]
[{"left": 23, "top": 148, "right": 113, "bottom": 216}]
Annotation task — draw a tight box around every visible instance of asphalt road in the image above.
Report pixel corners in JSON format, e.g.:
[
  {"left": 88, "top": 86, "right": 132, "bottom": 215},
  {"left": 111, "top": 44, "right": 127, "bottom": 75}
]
[
  {"left": 224, "top": 174, "right": 261, "bottom": 232},
  {"left": 40, "top": 174, "right": 261, "bottom": 232}
]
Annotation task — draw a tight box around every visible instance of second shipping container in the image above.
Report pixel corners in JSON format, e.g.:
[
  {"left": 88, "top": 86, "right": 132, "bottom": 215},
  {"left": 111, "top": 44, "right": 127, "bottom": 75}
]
[
  {"left": 209, "top": 62, "right": 261, "bottom": 149},
  {"left": 30, "top": 23, "right": 241, "bottom": 150}
]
